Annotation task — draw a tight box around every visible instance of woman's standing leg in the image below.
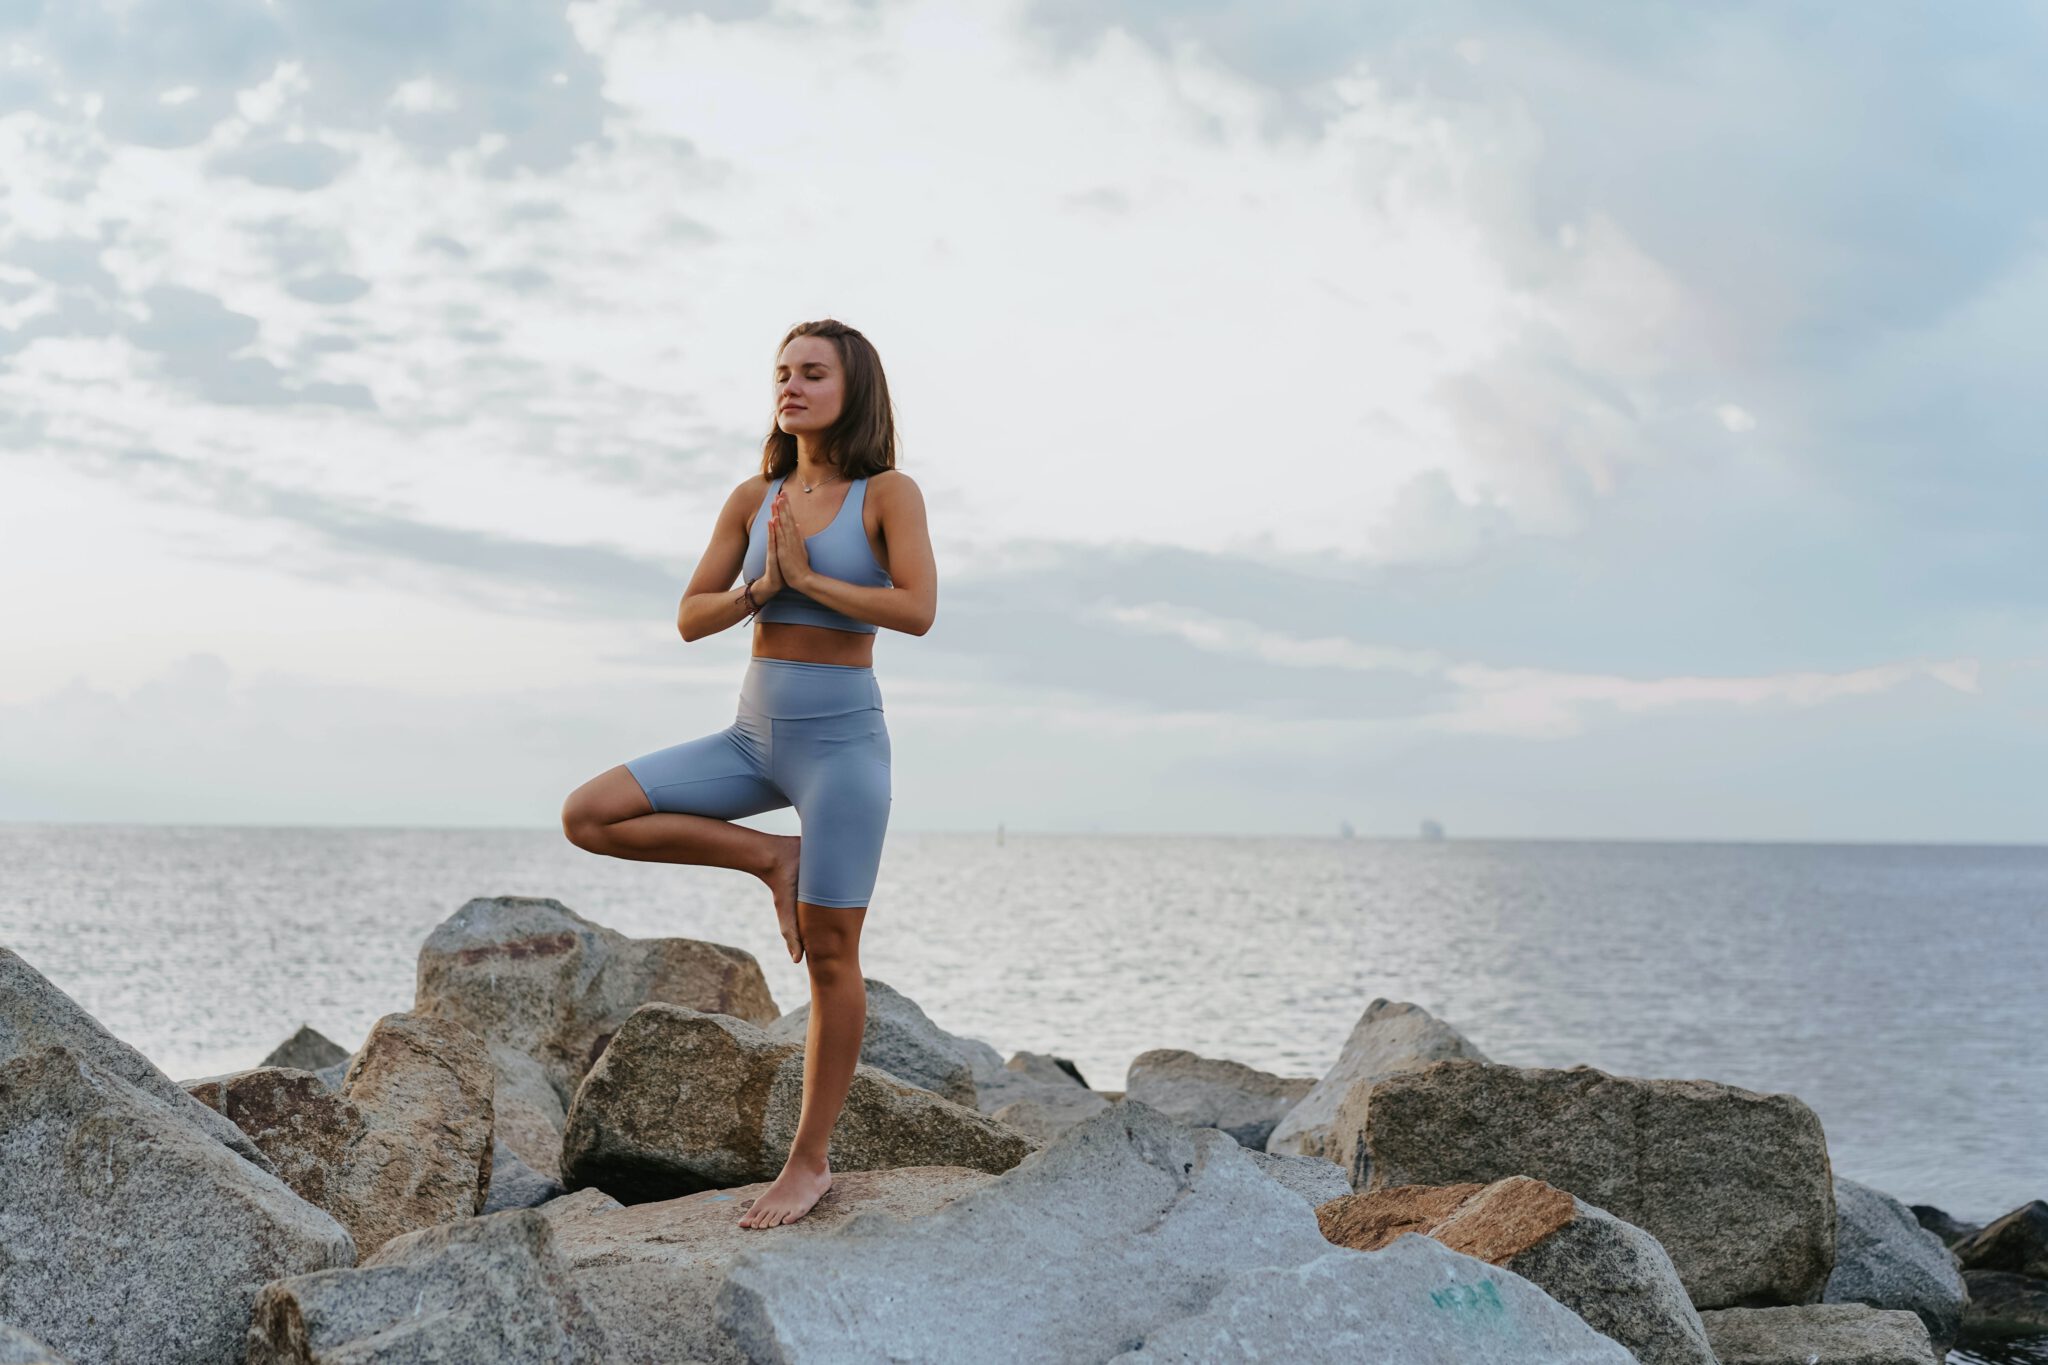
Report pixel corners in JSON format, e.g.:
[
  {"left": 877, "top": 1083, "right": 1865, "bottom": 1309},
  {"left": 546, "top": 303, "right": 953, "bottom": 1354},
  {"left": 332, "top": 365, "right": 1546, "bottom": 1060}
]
[
  {"left": 736, "top": 903, "right": 867, "bottom": 1228},
  {"left": 737, "top": 704, "right": 891, "bottom": 1228}
]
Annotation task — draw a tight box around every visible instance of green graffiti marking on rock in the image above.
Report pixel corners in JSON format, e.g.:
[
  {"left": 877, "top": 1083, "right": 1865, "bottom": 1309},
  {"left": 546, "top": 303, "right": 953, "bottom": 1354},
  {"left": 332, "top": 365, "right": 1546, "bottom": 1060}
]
[{"left": 1429, "top": 1277, "right": 1507, "bottom": 1320}]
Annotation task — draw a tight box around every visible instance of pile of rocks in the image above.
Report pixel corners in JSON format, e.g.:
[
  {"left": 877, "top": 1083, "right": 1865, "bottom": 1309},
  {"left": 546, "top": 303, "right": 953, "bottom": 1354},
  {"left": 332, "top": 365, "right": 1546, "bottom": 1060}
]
[{"left": 1, "top": 892, "right": 2039, "bottom": 1363}]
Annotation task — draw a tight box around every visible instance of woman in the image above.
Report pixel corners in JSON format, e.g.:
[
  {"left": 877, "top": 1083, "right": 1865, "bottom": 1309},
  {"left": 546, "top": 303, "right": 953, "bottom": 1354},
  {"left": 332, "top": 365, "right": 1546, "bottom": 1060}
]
[{"left": 560, "top": 319, "right": 936, "bottom": 1229}]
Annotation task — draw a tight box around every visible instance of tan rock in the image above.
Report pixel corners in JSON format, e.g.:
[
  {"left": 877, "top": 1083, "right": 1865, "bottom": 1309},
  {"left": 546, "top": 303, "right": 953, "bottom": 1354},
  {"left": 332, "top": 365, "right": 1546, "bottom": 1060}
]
[
  {"left": 414, "top": 895, "right": 777, "bottom": 1181},
  {"left": 561, "top": 1005, "right": 1036, "bottom": 1202},
  {"left": 186, "top": 1011, "right": 493, "bottom": 1261},
  {"left": 1358, "top": 1058, "right": 1836, "bottom": 1309}
]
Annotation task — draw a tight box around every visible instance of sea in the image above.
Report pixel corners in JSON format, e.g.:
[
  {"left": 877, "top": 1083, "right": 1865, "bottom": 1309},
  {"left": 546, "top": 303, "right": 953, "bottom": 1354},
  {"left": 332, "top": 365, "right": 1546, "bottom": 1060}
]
[{"left": 3, "top": 824, "right": 2043, "bottom": 1363}]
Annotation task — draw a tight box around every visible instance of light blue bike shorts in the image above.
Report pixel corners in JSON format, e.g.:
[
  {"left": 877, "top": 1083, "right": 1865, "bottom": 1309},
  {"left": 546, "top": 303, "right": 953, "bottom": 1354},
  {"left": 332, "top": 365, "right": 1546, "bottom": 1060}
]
[{"left": 624, "top": 657, "right": 892, "bottom": 909}]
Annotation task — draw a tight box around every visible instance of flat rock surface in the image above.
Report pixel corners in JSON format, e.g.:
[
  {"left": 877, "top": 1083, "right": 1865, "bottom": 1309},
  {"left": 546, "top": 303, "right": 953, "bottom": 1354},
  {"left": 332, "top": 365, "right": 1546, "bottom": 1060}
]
[
  {"left": 542, "top": 1168, "right": 994, "bottom": 1365},
  {"left": 1699, "top": 1303, "right": 1939, "bottom": 1364}
]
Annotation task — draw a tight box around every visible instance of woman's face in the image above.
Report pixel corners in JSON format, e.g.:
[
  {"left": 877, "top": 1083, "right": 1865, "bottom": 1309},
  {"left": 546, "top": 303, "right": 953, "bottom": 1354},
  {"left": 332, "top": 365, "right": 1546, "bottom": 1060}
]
[{"left": 775, "top": 337, "right": 844, "bottom": 435}]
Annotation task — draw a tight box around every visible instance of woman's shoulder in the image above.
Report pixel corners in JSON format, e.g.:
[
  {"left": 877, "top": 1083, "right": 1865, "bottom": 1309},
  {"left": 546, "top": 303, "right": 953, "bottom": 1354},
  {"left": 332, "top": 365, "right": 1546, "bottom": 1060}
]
[{"left": 865, "top": 468, "right": 922, "bottom": 501}]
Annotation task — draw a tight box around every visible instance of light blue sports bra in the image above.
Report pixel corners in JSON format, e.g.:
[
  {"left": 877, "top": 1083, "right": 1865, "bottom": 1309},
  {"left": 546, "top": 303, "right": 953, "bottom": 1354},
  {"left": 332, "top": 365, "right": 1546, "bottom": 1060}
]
[{"left": 741, "top": 473, "right": 893, "bottom": 634}]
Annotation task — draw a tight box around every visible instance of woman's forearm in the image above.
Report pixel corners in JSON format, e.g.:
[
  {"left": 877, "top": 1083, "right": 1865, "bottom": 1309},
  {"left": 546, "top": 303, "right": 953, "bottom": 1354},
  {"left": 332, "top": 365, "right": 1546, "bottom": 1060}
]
[
  {"left": 678, "top": 580, "right": 774, "bottom": 641},
  {"left": 789, "top": 570, "right": 933, "bottom": 635}
]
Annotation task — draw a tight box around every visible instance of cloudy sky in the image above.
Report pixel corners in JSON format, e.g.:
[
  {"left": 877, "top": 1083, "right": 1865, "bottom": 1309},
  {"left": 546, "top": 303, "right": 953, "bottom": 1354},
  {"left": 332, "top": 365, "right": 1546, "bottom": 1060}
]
[{"left": 1, "top": 0, "right": 2041, "bottom": 840}]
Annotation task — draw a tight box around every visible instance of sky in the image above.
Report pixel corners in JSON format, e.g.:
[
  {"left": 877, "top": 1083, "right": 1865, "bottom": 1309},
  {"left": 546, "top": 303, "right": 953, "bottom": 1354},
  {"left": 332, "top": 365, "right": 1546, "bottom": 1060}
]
[{"left": 0, "top": 0, "right": 2042, "bottom": 840}]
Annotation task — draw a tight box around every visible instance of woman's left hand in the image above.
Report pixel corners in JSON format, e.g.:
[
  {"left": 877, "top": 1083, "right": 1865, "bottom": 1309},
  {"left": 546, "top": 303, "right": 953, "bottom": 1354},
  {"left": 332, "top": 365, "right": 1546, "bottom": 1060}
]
[{"left": 771, "top": 489, "right": 814, "bottom": 588}]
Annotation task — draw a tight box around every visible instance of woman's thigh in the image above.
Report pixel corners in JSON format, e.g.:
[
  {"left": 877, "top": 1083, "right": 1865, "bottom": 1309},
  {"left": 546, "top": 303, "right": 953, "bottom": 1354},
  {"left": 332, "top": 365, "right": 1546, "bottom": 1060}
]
[
  {"left": 624, "top": 722, "right": 788, "bottom": 820},
  {"left": 772, "top": 709, "right": 892, "bottom": 908}
]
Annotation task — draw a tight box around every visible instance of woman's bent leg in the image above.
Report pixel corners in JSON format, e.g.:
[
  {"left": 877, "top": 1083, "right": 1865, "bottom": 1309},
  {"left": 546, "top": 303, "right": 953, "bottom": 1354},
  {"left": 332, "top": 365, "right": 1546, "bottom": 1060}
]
[{"left": 560, "top": 724, "right": 809, "bottom": 962}]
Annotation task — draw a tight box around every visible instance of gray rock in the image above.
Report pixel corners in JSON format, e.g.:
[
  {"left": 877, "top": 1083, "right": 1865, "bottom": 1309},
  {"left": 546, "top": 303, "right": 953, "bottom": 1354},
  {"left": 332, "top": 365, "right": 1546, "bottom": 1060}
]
[
  {"left": 1319, "top": 1176, "right": 1714, "bottom": 1365},
  {"left": 713, "top": 1098, "right": 1603, "bottom": 1365},
  {"left": 561, "top": 1005, "right": 1034, "bottom": 1202},
  {"left": 1823, "top": 1177, "right": 1968, "bottom": 1352},
  {"left": 1954, "top": 1198, "right": 2048, "bottom": 1279},
  {"left": 1244, "top": 1149, "right": 1352, "bottom": 1207},
  {"left": 1699, "top": 1302, "right": 1939, "bottom": 1364},
  {"left": 1360, "top": 1058, "right": 1836, "bottom": 1309},
  {"left": 414, "top": 894, "right": 779, "bottom": 1181},
  {"left": 1907, "top": 1202, "right": 1980, "bottom": 1247},
  {"left": 485, "top": 1138, "right": 567, "bottom": 1213},
  {"left": 1123, "top": 1047, "right": 1317, "bottom": 1149},
  {"left": 964, "top": 1041, "right": 1097, "bottom": 1113},
  {"left": 1, "top": 945, "right": 276, "bottom": 1175},
  {"left": 1960, "top": 1269, "right": 2048, "bottom": 1339},
  {"left": 1110, "top": 1234, "right": 1634, "bottom": 1364},
  {"left": 542, "top": 1167, "right": 994, "bottom": 1365},
  {"left": 765, "top": 978, "right": 977, "bottom": 1105},
  {"left": 0, "top": 1044, "right": 355, "bottom": 1365},
  {"left": 1265, "top": 997, "right": 1487, "bottom": 1166},
  {"left": 0, "top": 1322, "right": 70, "bottom": 1364},
  {"left": 989, "top": 1086, "right": 1112, "bottom": 1140},
  {"left": 246, "top": 1207, "right": 610, "bottom": 1364},
  {"left": 260, "top": 1022, "right": 350, "bottom": 1073}
]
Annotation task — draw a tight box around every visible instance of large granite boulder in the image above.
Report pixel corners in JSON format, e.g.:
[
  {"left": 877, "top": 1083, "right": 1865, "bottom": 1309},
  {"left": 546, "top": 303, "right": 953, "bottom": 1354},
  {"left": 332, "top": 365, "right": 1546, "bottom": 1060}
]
[
  {"left": 1699, "top": 1303, "right": 1940, "bottom": 1364},
  {"left": 1822, "top": 1177, "right": 1968, "bottom": 1353},
  {"left": 764, "top": 977, "right": 977, "bottom": 1105},
  {"left": 1108, "top": 1234, "right": 1634, "bottom": 1364},
  {"left": 1319, "top": 1176, "right": 1715, "bottom": 1365},
  {"left": 561, "top": 1005, "right": 1036, "bottom": 1202},
  {"left": 712, "top": 1098, "right": 1631, "bottom": 1364},
  {"left": 185, "top": 1012, "right": 495, "bottom": 1261},
  {"left": 0, "top": 1044, "right": 355, "bottom": 1365},
  {"left": 1265, "top": 997, "right": 1487, "bottom": 1166},
  {"left": 541, "top": 1167, "right": 996, "bottom": 1364},
  {"left": 246, "top": 1208, "right": 609, "bottom": 1364},
  {"left": 1954, "top": 1198, "right": 2048, "bottom": 1279},
  {"left": 413, "top": 894, "right": 779, "bottom": 1181},
  {"left": 1358, "top": 1058, "right": 1836, "bottom": 1309},
  {"left": 1959, "top": 1269, "right": 2048, "bottom": 1339},
  {"left": 1122, "top": 1047, "right": 1317, "bottom": 1148},
  {"left": 1, "top": 946, "right": 275, "bottom": 1175}
]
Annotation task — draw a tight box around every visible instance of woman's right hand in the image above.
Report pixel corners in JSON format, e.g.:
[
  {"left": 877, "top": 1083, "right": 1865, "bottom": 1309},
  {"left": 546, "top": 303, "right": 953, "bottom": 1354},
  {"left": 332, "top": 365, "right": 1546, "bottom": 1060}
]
[{"left": 754, "top": 505, "right": 787, "bottom": 600}]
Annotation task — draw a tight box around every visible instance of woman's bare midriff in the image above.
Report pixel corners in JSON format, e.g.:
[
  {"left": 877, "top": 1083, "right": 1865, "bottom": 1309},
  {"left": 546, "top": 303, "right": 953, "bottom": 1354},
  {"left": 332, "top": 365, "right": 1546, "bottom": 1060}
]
[{"left": 751, "top": 620, "right": 876, "bottom": 668}]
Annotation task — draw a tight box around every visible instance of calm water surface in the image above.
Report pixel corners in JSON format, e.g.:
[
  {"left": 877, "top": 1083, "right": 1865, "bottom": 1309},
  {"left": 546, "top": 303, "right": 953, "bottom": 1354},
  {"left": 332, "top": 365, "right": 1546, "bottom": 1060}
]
[{"left": 3, "top": 825, "right": 2042, "bottom": 1359}]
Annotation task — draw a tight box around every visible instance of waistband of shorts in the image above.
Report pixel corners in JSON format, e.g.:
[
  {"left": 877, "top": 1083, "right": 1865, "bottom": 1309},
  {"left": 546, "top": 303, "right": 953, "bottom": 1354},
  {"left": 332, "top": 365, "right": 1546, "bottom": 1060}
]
[
  {"left": 747, "top": 656, "right": 875, "bottom": 675},
  {"left": 740, "top": 656, "right": 884, "bottom": 718}
]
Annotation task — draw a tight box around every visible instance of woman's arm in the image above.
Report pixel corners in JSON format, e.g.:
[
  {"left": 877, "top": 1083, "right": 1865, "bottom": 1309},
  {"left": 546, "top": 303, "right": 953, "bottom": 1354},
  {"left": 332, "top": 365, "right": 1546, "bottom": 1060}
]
[
  {"left": 676, "top": 478, "right": 777, "bottom": 642},
  {"left": 785, "top": 471, "right": 937, "bottom": 636}
]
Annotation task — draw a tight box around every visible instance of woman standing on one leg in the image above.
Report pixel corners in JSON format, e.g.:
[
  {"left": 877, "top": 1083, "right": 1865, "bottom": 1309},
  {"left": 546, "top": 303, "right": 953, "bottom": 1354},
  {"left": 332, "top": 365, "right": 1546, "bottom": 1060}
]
[{"left": 559, "top": 319, "right": 937, "bottom": 1229}]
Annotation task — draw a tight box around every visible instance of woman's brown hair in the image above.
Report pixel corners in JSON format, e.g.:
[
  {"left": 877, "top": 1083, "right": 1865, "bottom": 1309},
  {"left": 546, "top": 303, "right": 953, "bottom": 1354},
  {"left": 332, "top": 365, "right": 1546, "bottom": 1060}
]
[{"left": 759, "top": 319, "right": 899, "bottom": 481}]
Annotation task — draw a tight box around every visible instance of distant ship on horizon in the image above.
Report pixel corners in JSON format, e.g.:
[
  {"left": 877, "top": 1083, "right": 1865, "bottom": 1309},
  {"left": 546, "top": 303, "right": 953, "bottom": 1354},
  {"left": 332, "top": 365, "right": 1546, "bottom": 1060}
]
[
  {"left": 1338, "top": 820, "right": 1355, "bottom": 839},
  {"left": 1420, "top": 818, "right": 1446, "bottom": 842}
]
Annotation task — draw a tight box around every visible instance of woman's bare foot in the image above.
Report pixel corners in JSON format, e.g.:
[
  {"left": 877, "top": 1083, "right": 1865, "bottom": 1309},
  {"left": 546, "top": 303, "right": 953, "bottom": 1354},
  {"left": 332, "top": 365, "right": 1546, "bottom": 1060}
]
[
  {"left": 737, "top": 1154, "right": 832, "bottom": 1228},
  {"left": 763, "top": 833, "right": 803, "bottom": 962}
]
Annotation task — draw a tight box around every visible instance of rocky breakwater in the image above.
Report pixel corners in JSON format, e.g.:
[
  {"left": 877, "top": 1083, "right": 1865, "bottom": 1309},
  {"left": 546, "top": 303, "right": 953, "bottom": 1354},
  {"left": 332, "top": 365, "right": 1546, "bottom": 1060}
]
[{"left": 7, "top": 894, "right": 2041, "bottom": 1365}]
